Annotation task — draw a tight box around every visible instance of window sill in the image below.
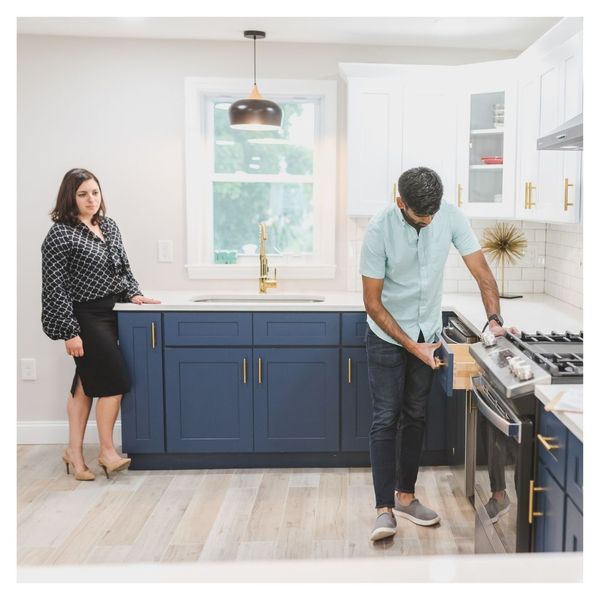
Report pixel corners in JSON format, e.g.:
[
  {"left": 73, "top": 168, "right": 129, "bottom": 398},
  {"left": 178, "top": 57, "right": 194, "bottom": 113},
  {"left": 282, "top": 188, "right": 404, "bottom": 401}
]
[{"left": 186, "top": 264, "right": 337, "bottom": 280}]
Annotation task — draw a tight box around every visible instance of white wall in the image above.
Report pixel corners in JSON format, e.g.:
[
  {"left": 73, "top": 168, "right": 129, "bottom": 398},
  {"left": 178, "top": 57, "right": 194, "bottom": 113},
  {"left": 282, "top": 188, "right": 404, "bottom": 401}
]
[{"left": 17, "top": 33, "right": 521, "bottom": 430}]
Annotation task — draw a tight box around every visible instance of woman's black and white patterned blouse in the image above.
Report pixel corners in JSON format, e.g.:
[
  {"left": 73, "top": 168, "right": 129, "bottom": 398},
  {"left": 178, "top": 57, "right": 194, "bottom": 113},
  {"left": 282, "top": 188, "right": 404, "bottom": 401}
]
[{"left": 42, "top": 216, "right": 142, "bottom": 340}]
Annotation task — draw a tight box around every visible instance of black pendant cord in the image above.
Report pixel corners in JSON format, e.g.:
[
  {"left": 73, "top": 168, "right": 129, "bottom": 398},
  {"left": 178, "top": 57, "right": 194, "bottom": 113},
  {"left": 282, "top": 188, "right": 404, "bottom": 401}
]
[{"left": 253, "top": 35, "right": 257, "bottom": 86}]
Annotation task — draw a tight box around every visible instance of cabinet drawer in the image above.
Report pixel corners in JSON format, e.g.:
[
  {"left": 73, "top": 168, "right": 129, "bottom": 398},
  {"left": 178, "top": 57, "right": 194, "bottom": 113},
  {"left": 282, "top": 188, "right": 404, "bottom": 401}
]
[
  {"left": 164, "top": 312, "right": 252, "bottom": 346},
  {"left": 537, "top": 409, "right": 568, "bottom": 488},
  {"left": 341, "top": 312, "right": 368, "bottom": 346},
  {"left": 435, "top": 338, "right": 455, "bottom": 397},
  {"left": 566, "top": 431, "right": 583, "bottom": 511},
  {"left": 253, "top": 313, "right": 340, "bottom": 346},
  {"left": 447, "top": 342, "right": 480, "bottom": 390}
]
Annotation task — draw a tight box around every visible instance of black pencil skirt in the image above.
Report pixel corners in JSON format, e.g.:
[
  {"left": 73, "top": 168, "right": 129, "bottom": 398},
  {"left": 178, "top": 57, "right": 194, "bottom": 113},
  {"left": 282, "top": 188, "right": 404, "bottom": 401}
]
[{"left": 70, "top": 294, "right": 130, "bottom": 398}]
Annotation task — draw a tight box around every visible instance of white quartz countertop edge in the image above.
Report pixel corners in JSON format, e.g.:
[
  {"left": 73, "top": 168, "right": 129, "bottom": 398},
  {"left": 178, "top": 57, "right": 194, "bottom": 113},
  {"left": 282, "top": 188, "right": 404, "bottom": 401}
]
[
  {"left": 535, "top": 384, "right": 583, "bottom": 442},
  {"left": 115, "top": 292, "right": 582, "bottom": 336}
]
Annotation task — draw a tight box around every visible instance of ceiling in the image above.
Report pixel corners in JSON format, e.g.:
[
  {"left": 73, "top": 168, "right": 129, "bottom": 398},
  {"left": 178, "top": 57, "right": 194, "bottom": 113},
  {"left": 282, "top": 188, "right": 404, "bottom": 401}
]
[{"left": 17, "top": 17, "right": 563, "bottom": 51}]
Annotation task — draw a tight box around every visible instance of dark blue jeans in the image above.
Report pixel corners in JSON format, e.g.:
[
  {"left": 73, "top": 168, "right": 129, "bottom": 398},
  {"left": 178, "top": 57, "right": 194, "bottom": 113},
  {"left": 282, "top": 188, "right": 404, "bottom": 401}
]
[{"left": 366, "top": 327, "right": 435, "bottom": 508}]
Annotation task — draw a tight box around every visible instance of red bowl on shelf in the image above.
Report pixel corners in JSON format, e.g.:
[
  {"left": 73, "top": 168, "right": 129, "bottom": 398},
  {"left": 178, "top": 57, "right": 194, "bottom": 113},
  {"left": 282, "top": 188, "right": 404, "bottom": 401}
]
[{"left": 480, "top": 156, "right": 503, "bottom": 165}]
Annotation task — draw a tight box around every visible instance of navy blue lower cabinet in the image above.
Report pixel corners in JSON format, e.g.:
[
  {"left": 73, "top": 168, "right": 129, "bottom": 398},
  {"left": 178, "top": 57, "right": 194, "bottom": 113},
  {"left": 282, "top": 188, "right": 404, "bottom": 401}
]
[
  {"left": 118, "top": 312, "right": 165, "bottom": 453},
  {"left": 534, "top": 461, "right": 566, "bottom": 552},
  {"left": 253, "top": 348, "right": 340, "bottom": 452},
  {"left": 164, "top": 348, "right": 253, "bottom": 452},
  {"left": 564, "top": 496, "right": 583, "bottom": 551},
  {"left": 341, "top": 348, "right": 372, "bottom": 452}
]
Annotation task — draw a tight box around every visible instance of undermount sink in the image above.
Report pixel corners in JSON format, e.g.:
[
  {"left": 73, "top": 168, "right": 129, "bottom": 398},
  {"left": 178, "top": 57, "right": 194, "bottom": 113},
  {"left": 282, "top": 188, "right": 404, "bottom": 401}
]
[{"left": 191, "top": 293, "right": 325, "bottom": 303}]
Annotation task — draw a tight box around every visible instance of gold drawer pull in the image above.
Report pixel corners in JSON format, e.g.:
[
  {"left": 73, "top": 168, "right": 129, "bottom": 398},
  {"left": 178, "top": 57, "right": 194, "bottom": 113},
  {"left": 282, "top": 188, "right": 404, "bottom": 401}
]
[
  {"left": 457, "top": 183, "right": 463, "bottom": 208},
  {"left": 258, "top": 357, "right": 262, "bottom": 384},
  {"left": 537, "top": 434, "right": 560, "bottom": 452},
  {"left": 151, "top": 322, "right": 156, "bottom": 349},
  {"left": 348, "top": 357, "right": 352, "bottom": 384},
  {"left": 434, "top": 357, "right": 447, "bottom": 369},
  {"left": 528, "top": 480, "right": 546, "bottom": 524},
  {"left": 242, "top": 358, "right": 247, "bottom": 384}
]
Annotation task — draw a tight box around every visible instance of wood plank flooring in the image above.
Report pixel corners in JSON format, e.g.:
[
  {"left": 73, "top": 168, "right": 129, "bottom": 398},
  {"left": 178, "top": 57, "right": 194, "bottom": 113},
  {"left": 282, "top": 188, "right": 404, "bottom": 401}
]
[{"left": 17, "top": 445, "right": 475, "bottom": 566}]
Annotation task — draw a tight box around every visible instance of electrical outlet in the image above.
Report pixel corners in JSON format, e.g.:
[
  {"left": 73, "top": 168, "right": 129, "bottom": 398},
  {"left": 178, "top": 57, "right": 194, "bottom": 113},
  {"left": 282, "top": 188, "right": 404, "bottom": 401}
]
[
  {"left": 158, "top": 240, "right": 173, "bottom": 263},
  {"left": 21, "top": 358, "right": 37, "bottom": 381}
]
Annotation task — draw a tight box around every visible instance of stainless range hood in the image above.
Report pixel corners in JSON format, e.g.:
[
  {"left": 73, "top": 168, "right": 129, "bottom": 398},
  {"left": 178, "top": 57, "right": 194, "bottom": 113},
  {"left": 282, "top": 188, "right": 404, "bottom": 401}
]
[{"left": 537, "top": 113, "right": 583, "bottom": 150}]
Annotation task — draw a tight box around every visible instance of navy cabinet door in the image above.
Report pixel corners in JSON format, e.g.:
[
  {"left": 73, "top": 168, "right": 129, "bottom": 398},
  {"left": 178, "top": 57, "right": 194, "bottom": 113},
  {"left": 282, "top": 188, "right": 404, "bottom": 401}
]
[
  {"left": 534, "top": 461, "right": 566, "bottom": 552},
  {"left": 164, "top": 348, "right": 253, "bottom": 452},
  {"left": 117, "top": 312, "right": 165, "bottom": 453},
  {"left": 566, "top": 431, "right": 583, "bottom": 512},
  {"left": 253, "top": 348, "right": 339, "bottom": 452},
  {"left": 564, "top": 496, "right": 583, "bottom": 552},
  {"left": 423, "top": 373, "right": 449, "bottom": 453},
  {"left": 341, "top": 348, "right": 372, "bottom": 451}
]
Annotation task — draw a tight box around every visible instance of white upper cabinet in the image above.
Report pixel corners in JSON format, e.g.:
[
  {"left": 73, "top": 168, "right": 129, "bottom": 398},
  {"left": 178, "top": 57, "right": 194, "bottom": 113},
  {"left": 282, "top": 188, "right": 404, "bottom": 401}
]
[
  {"left": 515, "top": 28, "right": 582, "bottom": 223},
  {"left": 342, "top": 64, "right": 459, "bottom": 216},
  {"left": 341, "top": 19, "right": 582, "bottom": 222},
  {"left": 399, "top": 70, "right": 458, "bottom": 206},
  {"left": 344, "top": 74, "right": 402, "bottom": 217},
  {"left": 454, "top": 61, "right": 517, "bottom": 219}
]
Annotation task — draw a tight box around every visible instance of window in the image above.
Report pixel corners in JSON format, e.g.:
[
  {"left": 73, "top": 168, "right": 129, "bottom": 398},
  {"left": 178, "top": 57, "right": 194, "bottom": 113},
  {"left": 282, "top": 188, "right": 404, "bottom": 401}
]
[{"left": 184, "top": 78, "right": 337, "bottom": 279}]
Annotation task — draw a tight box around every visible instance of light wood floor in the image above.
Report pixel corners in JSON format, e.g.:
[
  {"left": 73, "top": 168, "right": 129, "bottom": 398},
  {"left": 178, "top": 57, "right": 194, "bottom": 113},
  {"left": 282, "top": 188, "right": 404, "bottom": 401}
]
[{"left": 17, "top": 445, "right": 475, "bottom": 566}]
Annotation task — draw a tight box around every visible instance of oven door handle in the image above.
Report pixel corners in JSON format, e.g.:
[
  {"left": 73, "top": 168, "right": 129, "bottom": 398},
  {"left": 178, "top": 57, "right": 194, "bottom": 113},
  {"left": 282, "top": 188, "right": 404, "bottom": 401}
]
[{"left": 471, "top": 380, "right": 522, "bottom": 443}]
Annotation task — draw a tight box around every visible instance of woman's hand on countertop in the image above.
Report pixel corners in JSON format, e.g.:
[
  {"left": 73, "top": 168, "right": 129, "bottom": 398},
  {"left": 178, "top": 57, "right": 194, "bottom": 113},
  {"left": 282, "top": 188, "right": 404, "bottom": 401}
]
[{"left": 130, "top": 295, "right": 162, "bottom": 305}]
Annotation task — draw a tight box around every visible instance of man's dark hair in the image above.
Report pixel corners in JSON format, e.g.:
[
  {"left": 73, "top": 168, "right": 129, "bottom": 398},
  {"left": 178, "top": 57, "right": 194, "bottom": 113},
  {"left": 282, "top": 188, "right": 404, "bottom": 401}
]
[{"left": 397, "top": 167, "right": 443, "bottom": 216}]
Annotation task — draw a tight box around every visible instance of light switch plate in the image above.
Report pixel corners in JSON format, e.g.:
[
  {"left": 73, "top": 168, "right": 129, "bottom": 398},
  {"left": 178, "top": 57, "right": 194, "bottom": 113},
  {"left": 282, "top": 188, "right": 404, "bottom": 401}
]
[
  {"left": 158, "top": 240, "right": 173, "bottom": 263},
  {"left": 21, "top": 358, "right": 37, "bottom": 381}
]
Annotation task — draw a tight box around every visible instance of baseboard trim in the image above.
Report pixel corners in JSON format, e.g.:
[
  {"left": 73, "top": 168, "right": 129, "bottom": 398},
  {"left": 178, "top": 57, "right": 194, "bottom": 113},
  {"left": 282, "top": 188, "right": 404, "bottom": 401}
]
[{"left": 17, "top": 421, "right": 122, "bottom": 445}]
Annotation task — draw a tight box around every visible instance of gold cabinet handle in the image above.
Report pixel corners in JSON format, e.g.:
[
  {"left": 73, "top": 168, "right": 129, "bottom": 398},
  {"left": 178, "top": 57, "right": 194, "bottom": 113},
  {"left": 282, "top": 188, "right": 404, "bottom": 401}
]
[
  {"left": 457, "top": 184, "right": 463, "bottom": 207},
  {"left": 537, "top": 434, "right": 560, "bottom": 452},
  {"left": 434, "top": 357, "right": 447, "bottom": 369},
  {"left": 242, "top": 358, "right": 247, "bottom": 384},
  {"left": 258, "top": 357, "right": 262, "bottom": 384},
  {"left": 348, "top": 357, "right": 352, "bottom": 384},
  {"left": 524, "top": 182, "right": 530, "bottom": 209},
  {"left": 528, "top": 480, "right": 547, "bottom": 524},
  {"left": 151, "top": 322, "right": 156, "bottom": 349},
  {"left": 392, "top": 182, "right": 397, "bottom": 204},
  {"left": 529, "top": 183, "right": 536, "bottom": 208},
  {"left": 564, "top": 177, "right": 574, "bottom": 211}
]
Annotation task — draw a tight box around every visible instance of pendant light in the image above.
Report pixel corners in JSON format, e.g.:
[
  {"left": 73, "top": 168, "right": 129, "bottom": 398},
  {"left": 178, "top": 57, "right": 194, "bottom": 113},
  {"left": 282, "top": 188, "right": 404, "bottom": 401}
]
[{"left": 229, "top": 30, "right": 283, "bottom": 131}]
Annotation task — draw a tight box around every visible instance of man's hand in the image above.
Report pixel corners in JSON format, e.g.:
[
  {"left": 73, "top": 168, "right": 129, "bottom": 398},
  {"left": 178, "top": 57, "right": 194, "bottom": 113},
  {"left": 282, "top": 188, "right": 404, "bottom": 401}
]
[
  {"left": 489, "top": 321, "right": 520, "bottom": 337},
  {"left": 409, "top": 340, "right": 442, "bottom": 369}
]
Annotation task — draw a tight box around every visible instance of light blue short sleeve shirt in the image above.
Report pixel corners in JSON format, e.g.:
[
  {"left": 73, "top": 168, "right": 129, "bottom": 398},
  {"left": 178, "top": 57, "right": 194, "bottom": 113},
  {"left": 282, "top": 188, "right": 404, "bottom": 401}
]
[{"left": 359, "top": 201, "right": 480, "bottom": 346}]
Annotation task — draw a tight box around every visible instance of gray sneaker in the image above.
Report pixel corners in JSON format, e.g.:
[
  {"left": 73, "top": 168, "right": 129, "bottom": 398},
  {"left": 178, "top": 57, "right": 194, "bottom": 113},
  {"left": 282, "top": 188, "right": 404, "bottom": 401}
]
[
  {"left": 485, "top": 494, "right": 511, "bottom": 524},
  {"left": 370, "top": 511, "right": 397, "bottom": 541},
  {"left": 393, "top": 498, "right": 440, "bottom": 526}
]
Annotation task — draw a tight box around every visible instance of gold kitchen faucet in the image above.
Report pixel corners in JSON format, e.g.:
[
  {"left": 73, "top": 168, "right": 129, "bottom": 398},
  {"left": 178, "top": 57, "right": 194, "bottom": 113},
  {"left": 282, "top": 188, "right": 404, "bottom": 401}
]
[{"left": 258, "top": 222, "right": 278, "bottom": 293}]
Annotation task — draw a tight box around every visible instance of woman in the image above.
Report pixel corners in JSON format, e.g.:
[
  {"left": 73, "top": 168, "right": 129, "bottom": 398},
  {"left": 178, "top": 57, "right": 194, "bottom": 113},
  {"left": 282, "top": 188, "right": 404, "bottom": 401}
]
[{"left": 41, "top": 168, "right": 160, "bottom": 480}]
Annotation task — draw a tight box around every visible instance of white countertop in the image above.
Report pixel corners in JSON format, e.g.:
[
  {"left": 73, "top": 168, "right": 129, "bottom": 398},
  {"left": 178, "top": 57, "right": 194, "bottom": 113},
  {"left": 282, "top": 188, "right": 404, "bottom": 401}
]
[
  {"left": 116, "top": 291, "right": 583, "bottom": 335},
  {"left": 535, "top": 384, "right": 583, "bottom": 442}
]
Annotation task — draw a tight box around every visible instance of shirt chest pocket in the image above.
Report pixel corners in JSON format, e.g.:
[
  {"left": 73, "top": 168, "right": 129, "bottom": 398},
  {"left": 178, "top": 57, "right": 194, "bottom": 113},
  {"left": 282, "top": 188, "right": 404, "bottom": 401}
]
[{"left": 427, "top": 240, "right": 451, "bottom": 271}]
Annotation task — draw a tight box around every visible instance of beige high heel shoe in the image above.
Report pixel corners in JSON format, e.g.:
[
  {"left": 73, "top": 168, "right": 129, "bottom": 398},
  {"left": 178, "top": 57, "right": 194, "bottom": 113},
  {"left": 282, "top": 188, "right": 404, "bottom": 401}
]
[
  {"left": 97, "top": 456, "right": 131, "bottom": 479},
  {"left": 62, "top": 450, "right": 95, "bottom": 481}
]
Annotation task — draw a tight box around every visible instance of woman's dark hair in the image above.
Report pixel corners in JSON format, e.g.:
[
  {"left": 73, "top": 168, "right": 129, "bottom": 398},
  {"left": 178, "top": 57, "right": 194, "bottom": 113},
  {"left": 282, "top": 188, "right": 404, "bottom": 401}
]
[
  {"left": 398, "top": 167, "right": 443, "bottom": 216},
  {"left": 50, "top": 168, "right": 106, "bottom": 226}
]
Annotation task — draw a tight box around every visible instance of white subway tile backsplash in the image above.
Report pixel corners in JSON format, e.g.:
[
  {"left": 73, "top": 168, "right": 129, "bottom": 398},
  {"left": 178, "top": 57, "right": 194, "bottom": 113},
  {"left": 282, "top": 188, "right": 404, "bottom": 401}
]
[{"left": 345, "top": 217, "right": 581, "bottom": 309}]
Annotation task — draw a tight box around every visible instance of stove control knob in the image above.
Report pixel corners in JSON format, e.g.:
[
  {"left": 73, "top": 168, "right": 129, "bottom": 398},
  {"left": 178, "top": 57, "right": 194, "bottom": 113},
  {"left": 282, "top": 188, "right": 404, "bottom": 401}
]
[
  {"left": 481, "top": 331, "right": 497, "bottom": 347},
  {"left": 517, "top": 365, "right": 533, "bottom": 381}
]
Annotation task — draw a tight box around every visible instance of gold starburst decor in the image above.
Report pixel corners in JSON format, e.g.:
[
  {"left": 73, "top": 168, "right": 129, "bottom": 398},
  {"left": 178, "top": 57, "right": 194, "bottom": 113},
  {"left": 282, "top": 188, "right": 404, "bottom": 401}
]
[{"left": 481, "top": 222, "right": 528, "bottom": 299}]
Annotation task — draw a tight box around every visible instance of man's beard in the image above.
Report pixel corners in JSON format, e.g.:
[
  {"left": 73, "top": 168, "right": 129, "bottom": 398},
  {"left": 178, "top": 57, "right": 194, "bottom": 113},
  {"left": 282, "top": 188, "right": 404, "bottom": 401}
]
[{"left": 401, "top": 209, "right": 427, "bottom": 230}]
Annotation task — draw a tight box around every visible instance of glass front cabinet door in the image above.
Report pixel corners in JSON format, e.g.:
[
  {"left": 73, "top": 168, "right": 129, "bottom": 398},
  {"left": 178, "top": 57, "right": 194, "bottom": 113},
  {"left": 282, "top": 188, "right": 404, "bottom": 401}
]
[{"left": 455, "top": 61, "right": 517, "bottom": 218}]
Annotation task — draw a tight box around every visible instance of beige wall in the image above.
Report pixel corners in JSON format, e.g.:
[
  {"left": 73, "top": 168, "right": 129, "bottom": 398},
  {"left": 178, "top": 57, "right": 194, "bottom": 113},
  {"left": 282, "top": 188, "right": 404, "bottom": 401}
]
[{"left": 17, "top": 34, "right": 518, "bottom": 429}]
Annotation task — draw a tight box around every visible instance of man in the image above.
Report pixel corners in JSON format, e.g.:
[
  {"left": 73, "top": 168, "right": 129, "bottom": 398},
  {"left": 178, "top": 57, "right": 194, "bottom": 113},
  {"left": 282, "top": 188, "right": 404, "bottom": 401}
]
[{"left": 360, "top": 166, "right": 514, "bottom": 542}]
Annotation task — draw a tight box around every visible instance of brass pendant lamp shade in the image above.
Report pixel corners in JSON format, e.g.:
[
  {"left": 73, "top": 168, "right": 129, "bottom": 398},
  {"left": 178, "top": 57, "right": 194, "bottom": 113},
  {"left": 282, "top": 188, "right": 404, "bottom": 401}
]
[{"left": 229, "top": 31, "right": 283, "bottom": 131}]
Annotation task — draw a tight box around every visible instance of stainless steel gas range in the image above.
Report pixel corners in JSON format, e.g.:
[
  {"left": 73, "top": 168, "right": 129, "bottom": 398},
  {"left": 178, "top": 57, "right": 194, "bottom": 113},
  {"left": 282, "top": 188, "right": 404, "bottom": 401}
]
[{"left": 468, "top": 330, "right": 583, "bottom": 553}]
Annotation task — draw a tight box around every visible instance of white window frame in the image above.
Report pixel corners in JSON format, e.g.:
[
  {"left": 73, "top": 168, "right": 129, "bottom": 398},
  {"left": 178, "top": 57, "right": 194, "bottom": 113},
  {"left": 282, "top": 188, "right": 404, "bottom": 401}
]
[{"left": 184, "top": 77, "right": 337, "bottom": 279}]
